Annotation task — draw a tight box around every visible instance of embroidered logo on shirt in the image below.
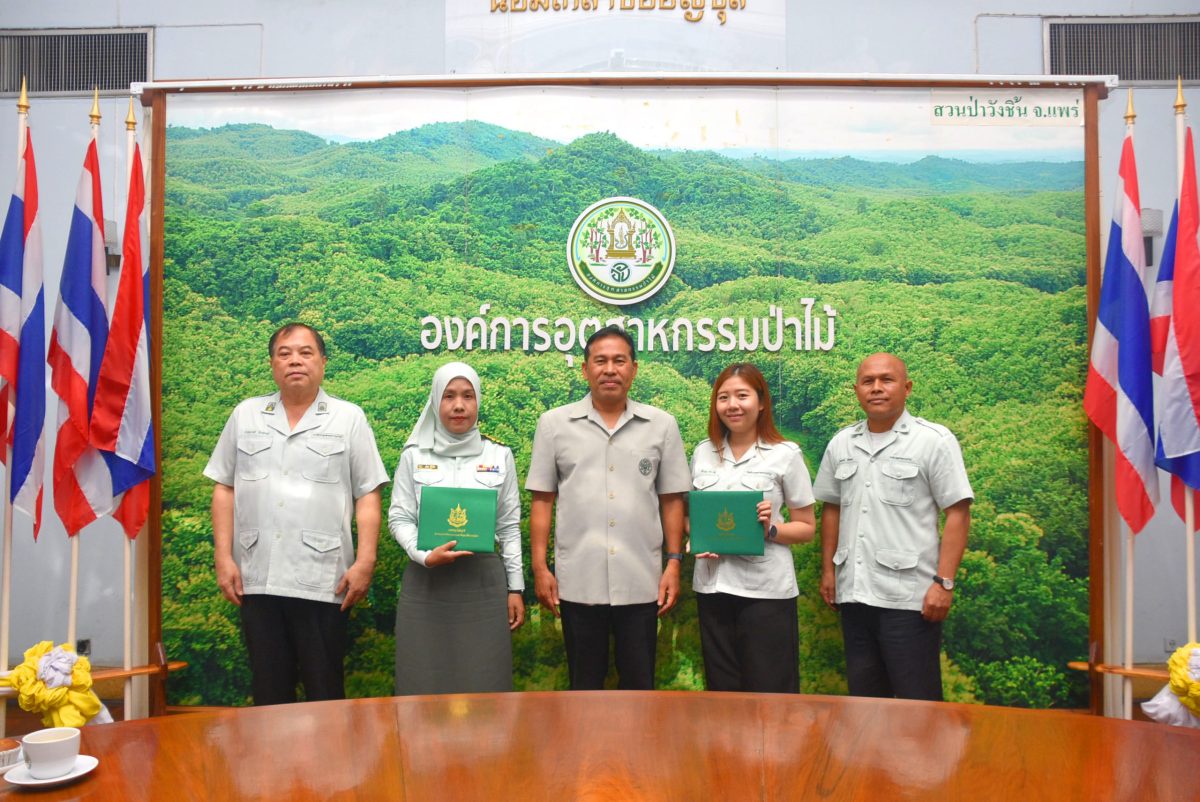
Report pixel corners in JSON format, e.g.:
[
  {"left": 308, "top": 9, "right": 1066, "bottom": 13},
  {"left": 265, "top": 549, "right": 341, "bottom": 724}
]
[
  {"left": 638, "top": 458, "right": 653, "bottom": 476},
  {"left": 264, "top": 402, "right": 276, "bottom": 413}
]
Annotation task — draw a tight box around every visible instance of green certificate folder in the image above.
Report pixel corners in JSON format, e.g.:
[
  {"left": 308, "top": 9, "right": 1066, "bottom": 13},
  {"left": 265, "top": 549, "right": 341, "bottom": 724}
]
[
  {"left": 417, "top": 485, "right": 498, "bottom": 553},
  {"left": 689, "top": 490, "right": 765, "bottom": 556}
]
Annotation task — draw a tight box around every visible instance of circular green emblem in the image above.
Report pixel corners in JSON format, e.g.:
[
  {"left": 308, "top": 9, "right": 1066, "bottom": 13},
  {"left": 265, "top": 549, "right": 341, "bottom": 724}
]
[{"left": 567, "top": 197, "right": 676, "bottom": 306}]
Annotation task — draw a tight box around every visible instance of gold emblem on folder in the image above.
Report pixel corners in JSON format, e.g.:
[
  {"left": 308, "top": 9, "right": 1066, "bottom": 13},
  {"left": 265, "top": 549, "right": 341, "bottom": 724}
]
[
  {"left": 716, "top": 508, "right": 736, "bottom": 532},
  {"left": 447, "top": 503, "right": 468, "bottom": 529}
]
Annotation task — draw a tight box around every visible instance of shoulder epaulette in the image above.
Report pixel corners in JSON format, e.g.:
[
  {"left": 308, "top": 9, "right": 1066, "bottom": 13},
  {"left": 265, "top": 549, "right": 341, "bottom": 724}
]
[{"left": 912, "top": 417, "right": 952, "bottom": 437}]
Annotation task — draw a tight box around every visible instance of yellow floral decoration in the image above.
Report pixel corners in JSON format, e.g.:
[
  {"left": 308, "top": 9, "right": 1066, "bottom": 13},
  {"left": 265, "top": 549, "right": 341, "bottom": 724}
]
[
  {"left": 0, "top": 641, "right": 103, "bottom": 728},
  {"left": 1167, "top": 642, "right": 1200, "bottom": 718}
]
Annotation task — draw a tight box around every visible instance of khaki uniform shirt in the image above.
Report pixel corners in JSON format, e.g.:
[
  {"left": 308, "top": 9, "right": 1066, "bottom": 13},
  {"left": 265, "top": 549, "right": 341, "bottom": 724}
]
[
  {"left": 203, "top": 389, "right": 390, "bottom": 604},
  {"left": 690, "top": 438, "right": 814, "bottom": 599},
  {"left": 812, "top": 410, "right": 973, "bottom": 612},
  {"left": 387, "top": 438, "right": 524, "bottom": 591},
  {"left": 525, "top": 395, "right": 692, "bottom": 605}
]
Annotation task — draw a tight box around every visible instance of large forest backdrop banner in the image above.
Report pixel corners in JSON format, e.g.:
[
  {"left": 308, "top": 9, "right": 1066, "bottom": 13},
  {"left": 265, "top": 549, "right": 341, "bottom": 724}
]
[{"left": 160, "top": 85, "right": 1089, "bottom": 708}]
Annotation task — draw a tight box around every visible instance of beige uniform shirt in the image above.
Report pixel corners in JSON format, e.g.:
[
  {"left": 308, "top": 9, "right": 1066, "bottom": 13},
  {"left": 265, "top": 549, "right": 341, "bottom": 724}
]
[
  {"left": 525, "top": 395, "right": 692, "bottom": 605},
  {"left": 203, "top": 389, "right": 390, "bottom": 604},
  {"left": 812, "top": 410, "right": 973, "bottom": 612}
]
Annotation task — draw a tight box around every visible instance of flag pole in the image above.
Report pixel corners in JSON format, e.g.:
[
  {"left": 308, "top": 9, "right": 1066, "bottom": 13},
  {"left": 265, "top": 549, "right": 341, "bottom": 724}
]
[
  {"left": 122, "top": 97, "right": 136, "bottom": 716},
  {"left": 68, "top": 90, "right": 102, "bottom": 650},
  {"left": 0, "top": 79, "right": 31, "bottom": 737},
  {"left": 1173, "top": 78, "right": 1197, "bottom": 645},
  {"left": 1122, "top": 88, "right": 1137, "bottom": 721}
]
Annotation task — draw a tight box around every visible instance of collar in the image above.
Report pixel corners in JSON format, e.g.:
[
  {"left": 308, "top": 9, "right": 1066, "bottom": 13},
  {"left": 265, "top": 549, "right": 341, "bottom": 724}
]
[
  {"left": 566, "top": 394, "right": 650, "bottom": 421},
  {"left": 262, "top": 387, "right": 329, "bottom": 436},
  {"left": 849, "top": 408, "right": 912, "bottom": 454},
  {"left": 849, "top": 408, "right": 913, "bottom": 437},
  {"left": 721, "top": 437, "right": 772, "bottom": 465}
]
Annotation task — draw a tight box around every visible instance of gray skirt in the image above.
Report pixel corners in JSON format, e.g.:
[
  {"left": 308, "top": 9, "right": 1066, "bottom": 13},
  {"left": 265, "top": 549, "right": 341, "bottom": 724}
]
[{"left": 394, "top": 553, "right": 513, "bottom": 695}]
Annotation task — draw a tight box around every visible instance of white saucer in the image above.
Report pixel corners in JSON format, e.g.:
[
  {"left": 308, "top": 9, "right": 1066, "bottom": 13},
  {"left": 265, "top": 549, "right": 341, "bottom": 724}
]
[{"left": 3, "top": 755, "right": 98, "bottom": 787}]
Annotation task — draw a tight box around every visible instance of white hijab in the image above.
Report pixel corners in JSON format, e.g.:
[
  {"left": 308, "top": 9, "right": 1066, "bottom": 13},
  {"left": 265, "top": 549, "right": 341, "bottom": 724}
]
[{"left": 406, "top": 362, "right": 484, "bottom": 458}]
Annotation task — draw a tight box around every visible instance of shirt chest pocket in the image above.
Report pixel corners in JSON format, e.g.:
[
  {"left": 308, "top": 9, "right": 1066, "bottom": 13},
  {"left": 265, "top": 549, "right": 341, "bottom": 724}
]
[
  {"left": 879, "top": 461, "right": 919, "bottom": 506},
  {"left": 629, "top": 449, "right": 660, "bottom": 484},
  {"left": 301, "top": 437, "right": 346, "bottom": 484},
  {"left": 473, "top": 470, "right": 503, "bottom": 489},
  {"left": 692, "top": 471, "right": 719, "bottom": 491},
  {"left": 834, "top": 461, "right": 858, "bottom": 505},
  {"left": 236, "top": 436, "right": 272, "bottom": 481},
  {"left": 413, "top": 470, "right": 443, "bottom": 507},
  {"left": 740, "top": 471, "right": 775, "bottom": 493}
]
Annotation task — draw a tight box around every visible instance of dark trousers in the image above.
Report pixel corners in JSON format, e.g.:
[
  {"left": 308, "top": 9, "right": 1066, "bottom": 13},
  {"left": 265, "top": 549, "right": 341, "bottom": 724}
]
[
  {"left": 839, "top": 602, "right": 943, "bottom": 701},
  {"left": 559, "top": 600, "right": 658, "bottom": 690},
  {"left": 697, "top": 592, "right": 798, "bottom": 693},
  {"left": 241, "top": 594, "right": 349, "bottom": 706}
]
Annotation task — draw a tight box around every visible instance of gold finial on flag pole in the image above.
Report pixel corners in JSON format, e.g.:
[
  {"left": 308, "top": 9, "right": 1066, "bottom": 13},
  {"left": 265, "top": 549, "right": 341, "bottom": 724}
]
[
  {"left": 16, "top": 77, "right": 29, "bottom": 114},
  {"left": 1175, "top": 77, "right": 1187, "bottom": 115},
  {"left": 89, "top": 87, "right": 101, "bottom": 125},
  {"left": 1124, "top": 88, "right": 1136, "bottom": 124},
  {"left": 126, "top": 97, "right": 137, "bottom": 131}
]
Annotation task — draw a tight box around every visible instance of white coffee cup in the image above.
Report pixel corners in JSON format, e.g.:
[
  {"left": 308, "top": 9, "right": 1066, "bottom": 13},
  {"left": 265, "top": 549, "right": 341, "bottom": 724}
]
[{"left": 21, "top": 727, "right": 80, "bottom": 779}]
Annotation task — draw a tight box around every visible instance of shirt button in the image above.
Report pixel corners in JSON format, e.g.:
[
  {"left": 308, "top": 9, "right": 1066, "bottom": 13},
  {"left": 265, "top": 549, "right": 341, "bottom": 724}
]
[
  {"left": 869, "top": 457, "right": 876, "bottom": 463},
  {"left": 278, "top": 501, "right": 284, "bottom": 508},
  {"left": 861, "top": 508, "right": 868, "bottom": 513},
  {"left": 609, "top": 492, "right": 615, "bottom": 499},
  {"left": 609, "top": 547, "right": 617, "bottom": 555},
  {"left": 609, "top": 465, "right": 615, "bottom": 472},
  {"left": 865, "top": 482, "right": 871, "bottom": 487},
  {"left": 609, "top": 519, "right": 615, "bottom": 527}
]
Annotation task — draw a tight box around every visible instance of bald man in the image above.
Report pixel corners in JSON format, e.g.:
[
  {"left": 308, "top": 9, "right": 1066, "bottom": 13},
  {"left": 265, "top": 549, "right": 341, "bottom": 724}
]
[{"left": 812, "top": 354, "right": 973, "bottom": 700}]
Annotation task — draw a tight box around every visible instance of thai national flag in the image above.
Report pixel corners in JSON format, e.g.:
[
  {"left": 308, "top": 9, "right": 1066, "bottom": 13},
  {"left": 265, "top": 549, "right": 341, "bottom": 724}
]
[
  {"left": 1084, "top": 133, "right": 1158, "bottom": 533},
  {"left": 0, "top": 128, "right": 46, "bottom": 537},
  {"left": 1154, "top": 127, "right": 1200, "bottom": 530},
  {"left": 90, "top": 143, "right": 155, "bottom": 538},
  {"left": 47, "top": 135, "right": 118, "bottom": 536}
]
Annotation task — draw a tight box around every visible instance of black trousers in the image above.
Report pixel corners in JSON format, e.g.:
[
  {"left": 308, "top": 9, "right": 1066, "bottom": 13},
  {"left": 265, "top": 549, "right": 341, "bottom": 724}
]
[
  {"left": 241, "top": 594, "right": 349, "bottom": 706},
  {"left": 696, "top": 592, "right": 798, "bottom": 693},
  {"left": 559, "top": 600, "right": 658, "bottom": 690},
  {"left": 839, "top": 602, "right": 943, "bottom": 701}
]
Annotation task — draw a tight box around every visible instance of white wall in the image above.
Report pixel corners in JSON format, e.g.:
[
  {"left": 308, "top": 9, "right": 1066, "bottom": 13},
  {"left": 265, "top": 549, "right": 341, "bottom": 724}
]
[{"left": 0, "top": 0, "right": 1196, "bottom": 672}]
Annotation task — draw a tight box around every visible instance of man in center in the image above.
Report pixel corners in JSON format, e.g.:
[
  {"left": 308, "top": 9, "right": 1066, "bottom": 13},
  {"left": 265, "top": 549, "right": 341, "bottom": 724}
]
[{"left": 527, "top": 325, "right": 692, "bottom": 690}]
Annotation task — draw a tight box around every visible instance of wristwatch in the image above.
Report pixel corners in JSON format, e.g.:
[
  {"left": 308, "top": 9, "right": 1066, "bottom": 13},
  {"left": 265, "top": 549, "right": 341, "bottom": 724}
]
[
  {"left": 666, "top": 552, "right": 684, "bottom": 562},
  {"left": 932, "top": 574, "right": 955, "bottom": 591},
  {"left": 767, "top": 524, "right": 779, "bottom": 541}
]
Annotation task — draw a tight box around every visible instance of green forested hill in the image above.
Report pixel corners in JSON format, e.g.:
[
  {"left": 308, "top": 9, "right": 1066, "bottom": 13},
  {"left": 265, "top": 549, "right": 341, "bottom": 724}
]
[
  {"left": 744, "top": 153, "right": 1084, "bottom": 192},
  {"left": 162, "top": 119, "right": 1089, "bottom": 710}
]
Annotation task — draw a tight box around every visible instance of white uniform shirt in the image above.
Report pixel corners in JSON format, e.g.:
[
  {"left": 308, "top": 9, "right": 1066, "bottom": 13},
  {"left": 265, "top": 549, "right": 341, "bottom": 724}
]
[
  {"left": 812, "top": 410, "right": 973, "bottom": 612},
  {"left": 690, "top": 439, "right": 815, "bottom": 599},
  {"left": 525, "top": 395, "right": 692, "bottom": 606},
  {"left": 203, "top": 389, "right": 390, "bottom": 604},
  {"left": 387, "top": 438, "right": 524, "bottom": 591}
]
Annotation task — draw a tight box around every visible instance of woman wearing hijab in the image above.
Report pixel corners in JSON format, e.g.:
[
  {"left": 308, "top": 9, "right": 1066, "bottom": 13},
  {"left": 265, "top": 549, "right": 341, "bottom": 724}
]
[{"left": 388, "top": 362, "right": 525, "bottom": 695}]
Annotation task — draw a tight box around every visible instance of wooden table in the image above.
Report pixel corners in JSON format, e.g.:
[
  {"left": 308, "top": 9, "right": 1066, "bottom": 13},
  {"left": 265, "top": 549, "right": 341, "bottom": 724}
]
[{"left": 2, "top": 691, "right": 1197, "bottom": 801}]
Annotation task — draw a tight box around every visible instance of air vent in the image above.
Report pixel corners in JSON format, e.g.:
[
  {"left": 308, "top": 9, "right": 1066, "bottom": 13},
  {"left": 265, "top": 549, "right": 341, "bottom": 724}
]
[
  {"left": 0, "top": 28, "right": 152, "bottom": 96},
  {"left": 1047, "top": 18, "right": 1200, "bottom": 84}
]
